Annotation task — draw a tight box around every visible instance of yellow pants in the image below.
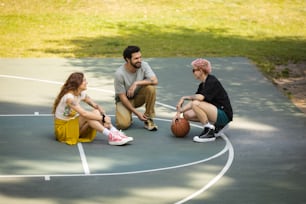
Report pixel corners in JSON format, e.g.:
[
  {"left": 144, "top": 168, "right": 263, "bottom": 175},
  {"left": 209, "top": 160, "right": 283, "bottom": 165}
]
[{"left": 54, "top": 117, "right": 97, "bottom": 145}]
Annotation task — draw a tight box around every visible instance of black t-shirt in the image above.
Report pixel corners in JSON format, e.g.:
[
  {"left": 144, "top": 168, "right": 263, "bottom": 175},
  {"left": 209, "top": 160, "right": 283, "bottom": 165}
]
[{"left": 196, "top": 74, "right": 233, "bottom": 121}]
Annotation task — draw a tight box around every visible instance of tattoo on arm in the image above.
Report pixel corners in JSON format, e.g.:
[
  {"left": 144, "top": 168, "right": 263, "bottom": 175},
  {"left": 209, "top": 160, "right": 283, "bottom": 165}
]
[
  {"left": 88, "top": 101, "right": 95, "bottom": 108},
  {"left": 69, "top": 101, "right": 77, "bottom": 107},
  {"left": 86, "top": 97, "right": 98, "bottom": 109}
]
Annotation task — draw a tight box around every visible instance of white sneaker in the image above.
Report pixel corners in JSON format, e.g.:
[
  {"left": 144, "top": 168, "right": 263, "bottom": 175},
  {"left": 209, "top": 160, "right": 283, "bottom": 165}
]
[{"left": 108, "top": 131, "right": 130, "bottom": 146}]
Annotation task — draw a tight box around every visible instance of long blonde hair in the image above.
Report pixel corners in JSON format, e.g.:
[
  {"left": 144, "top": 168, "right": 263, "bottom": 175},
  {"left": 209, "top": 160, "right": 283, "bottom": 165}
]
[{"left": 52, "top": 72, "right": 84, "bottom": 114}]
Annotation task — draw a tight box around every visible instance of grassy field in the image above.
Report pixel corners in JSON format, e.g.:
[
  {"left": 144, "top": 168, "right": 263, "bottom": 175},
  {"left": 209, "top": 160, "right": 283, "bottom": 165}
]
[{"left": 0, "top": 0, "right": 305, "bottom": 77}]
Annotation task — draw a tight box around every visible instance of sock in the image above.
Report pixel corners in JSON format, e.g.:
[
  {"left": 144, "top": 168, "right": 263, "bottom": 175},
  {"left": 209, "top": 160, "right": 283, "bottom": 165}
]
[
  {"left": 204, "top": 122, "right": 215, "bottom": 129},
  {"left": 110, "top": 126, "right": 118, "bottom": 132},
  {"left": 103, "top": 128, "right": 111, "bottom": 137}
]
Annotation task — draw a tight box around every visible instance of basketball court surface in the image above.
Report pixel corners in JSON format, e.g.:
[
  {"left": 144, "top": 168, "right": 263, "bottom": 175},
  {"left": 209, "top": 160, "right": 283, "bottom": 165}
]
[{"left": 0, "top": 57, "right": 305, "bottom": 204}]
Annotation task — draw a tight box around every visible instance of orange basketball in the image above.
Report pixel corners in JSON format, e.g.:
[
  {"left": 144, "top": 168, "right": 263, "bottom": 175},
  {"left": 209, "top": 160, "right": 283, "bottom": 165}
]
[{"left": 171, "top": 118, "right": 190, "bottom": 137}]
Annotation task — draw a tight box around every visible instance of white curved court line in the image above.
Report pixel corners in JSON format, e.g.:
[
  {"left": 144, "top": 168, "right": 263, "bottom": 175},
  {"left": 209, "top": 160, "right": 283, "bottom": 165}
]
[
  {"left": 175, "top": 134, "right": 234, "bottom": 204},
  {"left": 0, "top": 142, "right": 228, "bottom": 179},
  {"left": 0, "top": 114, "right": 229, "bottom": 176},
  {"left": 0, "top": 74, "right": 235, "bottom": 203}
]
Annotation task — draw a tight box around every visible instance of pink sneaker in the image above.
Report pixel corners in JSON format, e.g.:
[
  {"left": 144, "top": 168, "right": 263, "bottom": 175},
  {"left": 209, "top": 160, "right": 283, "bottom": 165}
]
[
  {"left": 117, "top": 130, "right": 134, "bottom": 142},
  {"left": 108, "top": 131, "right": 130, "bottom": 146}
]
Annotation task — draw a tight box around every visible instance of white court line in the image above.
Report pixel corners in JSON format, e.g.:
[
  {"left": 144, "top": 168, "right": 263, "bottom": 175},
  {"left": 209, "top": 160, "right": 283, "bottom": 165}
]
[
  {"left": 175, "top": 134, "right": 234, "bottom": 204},
  {"left": 156, "top": 101, "right": 176, "bottom": 110},
  {"left": 0, "top": 74, "right": 113, "bottom": 93},
  {"left": 0, "top": 74, "right": 235, "bottom": 203},
  {"left": 0, "top": 142, "right": 228, "bottom": 178},
  {"left": 0, "top": 74, "right": 62, "bottom": 85},
  {"left": 0, "top": 114, "right": 53, "bottom": 117},
  {"left": 0, "top": 114, "right": 229, "bottom": 176},
  {"left": 77, "top": 143, "right": 90, "bottom": 175},
  {"left": 0, "top": 116, "right": 234, "bottom": 204}
]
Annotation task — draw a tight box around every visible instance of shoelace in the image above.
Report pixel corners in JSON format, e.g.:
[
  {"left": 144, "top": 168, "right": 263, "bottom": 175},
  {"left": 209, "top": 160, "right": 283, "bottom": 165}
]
[
  {"left": 118, "top": 130, "right": 128, "bottom": 138},
  {"left": 110, "top": 132, "right": 122, "bottom": 140}
]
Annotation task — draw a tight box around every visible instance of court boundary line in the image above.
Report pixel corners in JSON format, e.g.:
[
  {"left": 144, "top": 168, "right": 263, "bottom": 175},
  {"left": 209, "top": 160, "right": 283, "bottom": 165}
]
[
  {"left": 0, "top": 114, "right": 234, "bottom": 204},
  {"left": 0, "top": 138, "right": 228, "bottom": 177},
  {"left": 0, "top": 74, "right": 113, "bottom": 93},
  {"left": 77, "top": 143, "right": 90, "bottom": 175},
  {"left": 0, "top": 114, "right": 229, "bottom": 178},
  {"left": 175, "top": 133, "right": 234, "bottom": 204},
  {"left": 0, "top": 73, "right": 235, "bottom": 203}
]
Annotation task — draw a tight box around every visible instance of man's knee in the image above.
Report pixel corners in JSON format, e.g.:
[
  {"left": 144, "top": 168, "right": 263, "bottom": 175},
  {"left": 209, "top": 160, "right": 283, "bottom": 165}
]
[
  {"left": 116, "top": 119, "right": 132, "bottom": 130},
  {"left": 144, "top": 85, "right": 156, "bottom": 94}
]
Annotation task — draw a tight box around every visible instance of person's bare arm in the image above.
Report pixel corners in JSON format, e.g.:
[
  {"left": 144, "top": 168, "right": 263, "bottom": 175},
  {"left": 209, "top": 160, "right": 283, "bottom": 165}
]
[
  {"left": 67, "top": 98, "right": 102, "bottom": 121},
  {"left": 83, "top": 95, "right": 105, "bottom": 115},
  {"left": 127, "top": 76, "right": 158, "bottom": 98}
]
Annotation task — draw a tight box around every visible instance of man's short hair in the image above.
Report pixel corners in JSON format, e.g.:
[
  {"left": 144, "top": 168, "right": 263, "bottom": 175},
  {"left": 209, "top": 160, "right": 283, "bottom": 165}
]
[{"left": 123, "top": 45, "right": 140, "bottom": 61}]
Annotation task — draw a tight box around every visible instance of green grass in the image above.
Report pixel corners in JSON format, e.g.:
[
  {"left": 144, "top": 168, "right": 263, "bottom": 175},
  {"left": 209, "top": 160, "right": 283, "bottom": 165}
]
[{"left": 0, "top": 0, "right": 305, "bottom": 77}]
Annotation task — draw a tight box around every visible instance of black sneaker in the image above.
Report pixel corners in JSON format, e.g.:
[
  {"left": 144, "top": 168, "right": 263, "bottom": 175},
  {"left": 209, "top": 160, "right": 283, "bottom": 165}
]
[{"left": 193, "top": 126, "right": 216, "bottom": 143}]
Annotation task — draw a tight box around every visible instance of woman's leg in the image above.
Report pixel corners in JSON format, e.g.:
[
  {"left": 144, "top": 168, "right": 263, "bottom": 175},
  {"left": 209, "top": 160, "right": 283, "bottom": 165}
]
[
  {"left": 191, "top": 100, "right": 217, "bottom": 125},
  {"left": 182, "top": 101, "right": 198, "bottom": 121},
  {"left": 78, "top": 109, "right": 132, "bottom": 145},
  {"left": 191, "top": 101, "right": 218, "bottom": 142},
  {"left": 79, "top": 109, "right": 105, "bottom": 133},
  {"left": 79, "top": 116, "right": 89, "bottom": 135}
]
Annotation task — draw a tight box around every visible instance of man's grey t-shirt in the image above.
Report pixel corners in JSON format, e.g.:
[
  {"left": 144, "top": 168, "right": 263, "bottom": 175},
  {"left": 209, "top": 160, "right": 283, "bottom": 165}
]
[{"left": 114, "top": 61, "right": 156, "bottom": 102}]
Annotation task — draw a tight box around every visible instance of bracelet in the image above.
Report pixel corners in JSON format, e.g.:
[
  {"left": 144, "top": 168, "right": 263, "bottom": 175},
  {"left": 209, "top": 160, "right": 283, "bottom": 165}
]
[{"left": 101, "top": 113, "right": 106, "bottom": 123}]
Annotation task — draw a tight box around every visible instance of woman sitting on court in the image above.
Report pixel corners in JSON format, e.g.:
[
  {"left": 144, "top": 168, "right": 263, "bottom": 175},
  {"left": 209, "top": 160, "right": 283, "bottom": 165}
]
[{"left": 52, "top": 72, "right": 133, "bottom": 146}]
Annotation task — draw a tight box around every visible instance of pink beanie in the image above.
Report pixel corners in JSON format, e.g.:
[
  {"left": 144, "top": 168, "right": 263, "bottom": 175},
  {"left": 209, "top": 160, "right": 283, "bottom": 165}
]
[{"left": 191, "top": 58, "right": 212, "bottom": 74}]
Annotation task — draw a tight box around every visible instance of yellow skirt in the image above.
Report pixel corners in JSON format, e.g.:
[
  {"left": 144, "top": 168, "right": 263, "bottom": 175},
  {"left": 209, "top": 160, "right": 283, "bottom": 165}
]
[{"left": 54, "top": 117, "right": 97, "bottom": 145}]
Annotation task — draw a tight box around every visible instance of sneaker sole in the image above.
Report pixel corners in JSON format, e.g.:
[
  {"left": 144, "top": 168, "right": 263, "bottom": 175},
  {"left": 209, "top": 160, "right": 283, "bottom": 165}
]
[
  {"left": 193, "top": 136, "right": 216, "bottom": 143},
  {"left": 144, "top": 125, "right": 158, "bottom": 131},
  {"left": 126, "top": 137, "right": 134, "bottom": 142},
  {"left": 108, "top": 139, "right": 130, "bottom": 146}
]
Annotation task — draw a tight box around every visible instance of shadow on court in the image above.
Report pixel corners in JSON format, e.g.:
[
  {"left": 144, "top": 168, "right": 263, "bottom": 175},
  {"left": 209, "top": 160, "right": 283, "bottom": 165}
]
[{"left": 0, "top": 58, "right": 305, "bottom": 204}]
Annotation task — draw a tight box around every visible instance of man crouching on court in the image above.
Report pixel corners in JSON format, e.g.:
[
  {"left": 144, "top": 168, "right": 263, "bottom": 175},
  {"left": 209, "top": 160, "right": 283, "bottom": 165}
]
[{"left": 114, "top": 45, "right": 158, "bottom": 131}]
